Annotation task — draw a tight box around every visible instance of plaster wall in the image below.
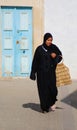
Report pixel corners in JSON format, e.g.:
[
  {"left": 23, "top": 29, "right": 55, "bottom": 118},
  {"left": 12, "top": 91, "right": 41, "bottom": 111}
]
[{"left": 44, "top": 0, "right": 77, "bottom": 79}]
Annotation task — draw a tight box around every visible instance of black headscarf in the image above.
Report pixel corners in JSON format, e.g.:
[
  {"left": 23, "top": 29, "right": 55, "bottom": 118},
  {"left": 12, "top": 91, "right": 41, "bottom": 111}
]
[
  {"left": 43, "top": 33, "right": 53, "bottom": 50},
  {"left": 43, "top": 33, "right": 53, "bottom": 43}
]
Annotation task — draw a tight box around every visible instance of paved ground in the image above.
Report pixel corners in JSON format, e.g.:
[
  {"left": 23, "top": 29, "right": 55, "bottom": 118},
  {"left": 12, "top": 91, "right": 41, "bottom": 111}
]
[{"left": 0, "top": 78, "right": 77, "bottom": 130}]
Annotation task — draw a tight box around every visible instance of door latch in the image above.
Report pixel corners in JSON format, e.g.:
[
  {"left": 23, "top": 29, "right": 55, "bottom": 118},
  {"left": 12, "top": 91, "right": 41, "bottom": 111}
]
[{"left": 16, "top": 40, "right": 19, "bottom": 44}]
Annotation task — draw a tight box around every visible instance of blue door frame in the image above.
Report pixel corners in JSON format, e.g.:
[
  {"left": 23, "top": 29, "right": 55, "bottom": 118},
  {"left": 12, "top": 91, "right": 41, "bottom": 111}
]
[{"left": 1, "top": 6, "right": 32, "bottom": 77}]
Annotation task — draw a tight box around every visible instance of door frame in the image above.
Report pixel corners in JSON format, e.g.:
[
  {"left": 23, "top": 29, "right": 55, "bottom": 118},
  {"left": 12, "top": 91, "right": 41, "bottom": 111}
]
[{"left": 1, "top": 6, "right": 33, "bottom": 77}]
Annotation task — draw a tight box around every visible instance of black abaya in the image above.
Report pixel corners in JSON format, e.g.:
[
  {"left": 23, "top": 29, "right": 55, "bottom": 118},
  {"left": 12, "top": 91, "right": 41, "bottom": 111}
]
[{"left": 30, "top": 43, "right": 62, "bottom": 111}]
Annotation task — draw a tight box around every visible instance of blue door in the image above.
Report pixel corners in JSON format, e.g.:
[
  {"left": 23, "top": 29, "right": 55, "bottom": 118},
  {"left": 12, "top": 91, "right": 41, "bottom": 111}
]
[{"left": 1, "top": 7, "right": 32, "bottom": 77}]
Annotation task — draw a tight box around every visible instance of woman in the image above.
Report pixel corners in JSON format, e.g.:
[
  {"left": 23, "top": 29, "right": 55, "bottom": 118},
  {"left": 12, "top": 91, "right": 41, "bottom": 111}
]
[{"left": 30, "top": 33, "right": 62, "bottom": 113}]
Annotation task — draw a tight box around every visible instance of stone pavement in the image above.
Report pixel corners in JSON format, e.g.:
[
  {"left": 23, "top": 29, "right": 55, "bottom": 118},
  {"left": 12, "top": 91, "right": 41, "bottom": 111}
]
[{"left": 0, "top": 78, "right": 77, "bottom": 130}]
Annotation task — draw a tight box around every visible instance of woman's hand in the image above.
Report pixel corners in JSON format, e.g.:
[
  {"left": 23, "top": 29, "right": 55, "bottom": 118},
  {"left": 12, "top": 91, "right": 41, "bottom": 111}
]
[{"left": 51, "top": 53, "right": 56, "bottom": 58}]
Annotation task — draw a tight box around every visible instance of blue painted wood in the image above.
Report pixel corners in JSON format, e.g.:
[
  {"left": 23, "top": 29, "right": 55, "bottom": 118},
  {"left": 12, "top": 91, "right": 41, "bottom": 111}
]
[
  {"left": 1, "top": 7, "right": 32, "bottom": 77},
  {"left": 1, "top": 7, "right": 15, "bottom": 77}
]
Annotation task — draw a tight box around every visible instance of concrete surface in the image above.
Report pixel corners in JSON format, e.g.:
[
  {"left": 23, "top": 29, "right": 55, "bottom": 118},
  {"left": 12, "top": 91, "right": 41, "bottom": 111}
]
[{"left": 0, "top": 78, "right": 77, "bottom": 130}]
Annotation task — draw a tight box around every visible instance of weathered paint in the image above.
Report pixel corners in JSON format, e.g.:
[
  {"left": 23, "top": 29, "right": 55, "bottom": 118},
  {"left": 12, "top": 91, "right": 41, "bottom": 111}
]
[{"left": 1, "top": 7, "right": 32, "bottom": 77}]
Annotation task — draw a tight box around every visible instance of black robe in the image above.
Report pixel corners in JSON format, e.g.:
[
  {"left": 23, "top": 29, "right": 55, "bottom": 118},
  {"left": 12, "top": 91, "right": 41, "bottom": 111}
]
[{"left": 30, "top": 43, "right": 62, "bottom": 111}]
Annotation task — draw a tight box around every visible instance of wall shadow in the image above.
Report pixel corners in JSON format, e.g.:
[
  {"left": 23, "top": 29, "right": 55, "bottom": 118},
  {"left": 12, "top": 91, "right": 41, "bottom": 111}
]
[{"left": 61, "top": 90, "right": 77, "bottom": 109}]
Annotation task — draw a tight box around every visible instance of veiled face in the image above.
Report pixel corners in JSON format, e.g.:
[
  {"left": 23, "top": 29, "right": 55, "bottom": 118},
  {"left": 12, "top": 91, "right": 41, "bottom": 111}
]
[{"left": 45, "top": 37, "right": 53, "bottom": 46}]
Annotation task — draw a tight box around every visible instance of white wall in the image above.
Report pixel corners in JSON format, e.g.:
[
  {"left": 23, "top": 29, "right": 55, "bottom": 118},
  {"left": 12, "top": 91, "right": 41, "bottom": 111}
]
[{"left": 44, "top": 0, "right": 77, "bottom": 79}]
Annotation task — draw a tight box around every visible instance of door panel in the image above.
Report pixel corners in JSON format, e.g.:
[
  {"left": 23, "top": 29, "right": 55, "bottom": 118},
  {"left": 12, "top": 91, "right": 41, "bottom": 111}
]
[
  {"left": 1, "top": 7, "right": 32, "bottom": 77},
  {"left": 2, "top": 8, "right": 14, "bottom": 77},
  {"left": 15, "top": 8, "right": 32, "bottom": 76},
  {"left": 21, "top": 56, "right": 29, "bottom": 73},
  {"left": 3, "top": 12, "right": 13, "bottom": 30},
  {"left": 20, "top": 12, "right": 29, "bottom": 30}
]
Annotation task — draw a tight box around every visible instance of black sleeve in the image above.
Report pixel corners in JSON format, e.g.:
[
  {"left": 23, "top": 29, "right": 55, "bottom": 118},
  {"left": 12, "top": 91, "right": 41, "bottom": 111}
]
[
  {"left": 30, "top": 47, "right": 39, "bottom": 80},
  {"left": 53, "top": 44, "right": 62, "bottom": 63}
]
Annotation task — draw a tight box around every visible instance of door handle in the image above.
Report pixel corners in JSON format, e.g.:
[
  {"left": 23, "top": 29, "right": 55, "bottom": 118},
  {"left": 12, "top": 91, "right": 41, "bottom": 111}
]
[{"left": 16, "top": 40, "right": 19, "bottom": 44}]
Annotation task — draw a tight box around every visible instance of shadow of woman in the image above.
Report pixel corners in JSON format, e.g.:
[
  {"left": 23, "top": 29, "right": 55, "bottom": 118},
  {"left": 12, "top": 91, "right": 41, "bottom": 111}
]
[
  {"left": 22, "top": 103, "right": 41, "bottom": 112},
  {"left": 22, "top": 103, "right": 64, "bottom": 113}
]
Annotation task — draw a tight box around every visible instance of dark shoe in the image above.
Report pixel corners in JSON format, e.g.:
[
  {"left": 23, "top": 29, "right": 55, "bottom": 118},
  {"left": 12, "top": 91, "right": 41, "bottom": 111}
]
[
  {"left": 41, "top": 110, "right": 46, "bottom": 113},
  {"left": 41, "top": 109, "right": 49, "bottom": 113},
  {"left": 46, "top": 109, "right": 49, "bottom": 112}
]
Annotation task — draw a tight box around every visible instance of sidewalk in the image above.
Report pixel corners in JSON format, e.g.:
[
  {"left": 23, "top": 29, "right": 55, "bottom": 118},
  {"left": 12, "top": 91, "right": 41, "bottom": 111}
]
[{"left": 0, "top": 78, "right": 77, "bottom": 130}]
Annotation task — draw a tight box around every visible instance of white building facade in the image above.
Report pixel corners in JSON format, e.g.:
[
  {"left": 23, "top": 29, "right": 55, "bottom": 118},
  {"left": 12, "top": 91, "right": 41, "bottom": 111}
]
[{"left": 44, "top": 0, "right": 77, "bottom": 79}]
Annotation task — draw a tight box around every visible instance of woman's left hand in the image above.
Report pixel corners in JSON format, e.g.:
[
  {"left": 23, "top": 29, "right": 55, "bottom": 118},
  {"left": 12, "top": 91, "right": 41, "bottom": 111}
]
[{"left": 51, "top": 53, "right": 56, "bottom": 58}]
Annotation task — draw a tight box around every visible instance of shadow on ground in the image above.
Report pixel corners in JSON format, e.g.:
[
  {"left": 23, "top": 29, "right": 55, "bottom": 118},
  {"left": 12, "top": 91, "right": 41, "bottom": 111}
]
[
  {"left": 22, "top": 103, "right": 41, "bottom": 112},
  {"left": 22, "top": 103, "right": 64, "bottom": 112},
  {"left": 61, "top": 90, "right": 77, "bottom": 109}
]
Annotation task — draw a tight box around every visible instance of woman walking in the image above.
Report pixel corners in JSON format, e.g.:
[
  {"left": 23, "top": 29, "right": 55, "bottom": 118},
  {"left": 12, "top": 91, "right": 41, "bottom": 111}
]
[{"left": 30, "top": 33, "right": 62, "bottom": 113}]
